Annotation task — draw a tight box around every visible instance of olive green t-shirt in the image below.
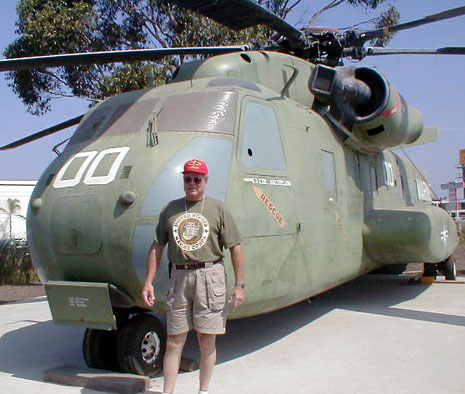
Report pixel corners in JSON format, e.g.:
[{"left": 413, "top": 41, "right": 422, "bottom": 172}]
[{"left": 155, "top": 196, "right": 242, "bottom": 264}]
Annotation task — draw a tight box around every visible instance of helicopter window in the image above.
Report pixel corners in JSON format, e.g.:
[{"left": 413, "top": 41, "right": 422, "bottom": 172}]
[
  {"left": 100, "top": 99, "right": 160, "bottom": 137},
  {"left": 383, "top": 161, "right": 395, "bottom": 187},
  {"left": 158, "top": 91, "right": 237, "bottom": 134},
  {"left": 206, "top": 78, "right": 261, "bottom": 92},
  {"left": 240, "top": 101, "right": 286, "bottom": 171},
  {"left": 415, "top": 179, "right": 431, "bottom": 202},
  {"left": 68, "top": 107, "right": 111, "bottom": 146},
  {"left": 321, "top": 150, "right": 337, "bottom": 202}
]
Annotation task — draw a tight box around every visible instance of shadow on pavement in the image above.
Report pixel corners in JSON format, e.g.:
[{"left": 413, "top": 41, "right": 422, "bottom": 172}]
[{"left": 184, "top": 274, "right": 465, "bottom": 363}]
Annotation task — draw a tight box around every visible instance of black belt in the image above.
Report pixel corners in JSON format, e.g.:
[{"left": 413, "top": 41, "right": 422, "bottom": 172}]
[{"left": 175, "top": 259, "right": 222, "bottom": 270}]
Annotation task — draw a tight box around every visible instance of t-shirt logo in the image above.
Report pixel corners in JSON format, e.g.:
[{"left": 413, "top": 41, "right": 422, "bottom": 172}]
[{"left": 173, "top": 213, "right": 210, "bottom": 251}]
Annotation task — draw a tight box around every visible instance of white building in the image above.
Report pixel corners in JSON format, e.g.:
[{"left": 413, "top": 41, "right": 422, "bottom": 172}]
[{"left": 0, "top": 181, "right": 37, "bottom": 240}]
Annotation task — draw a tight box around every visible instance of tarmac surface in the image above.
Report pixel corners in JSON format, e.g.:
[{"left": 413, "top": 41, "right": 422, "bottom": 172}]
[{"left": 1, "top": 273, "right": 465, "bottom": 394}]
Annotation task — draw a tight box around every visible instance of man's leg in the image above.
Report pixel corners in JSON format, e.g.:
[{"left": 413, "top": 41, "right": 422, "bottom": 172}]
[
  {"left": 163, "top": 332, "right": 188, "bottom": 394},
  {"left": 197, "top": 332, "right": 217, "bottom": 392}
]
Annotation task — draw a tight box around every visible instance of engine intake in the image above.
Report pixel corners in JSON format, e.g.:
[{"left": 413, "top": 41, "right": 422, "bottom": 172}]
[{"left": 310, "top": 65, "right": 424, "bottom": 154}]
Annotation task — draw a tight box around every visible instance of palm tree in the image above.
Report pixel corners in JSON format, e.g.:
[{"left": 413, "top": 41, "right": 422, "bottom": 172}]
[{"left": 0, "top": 198, "right": 26, "bottom": 239}]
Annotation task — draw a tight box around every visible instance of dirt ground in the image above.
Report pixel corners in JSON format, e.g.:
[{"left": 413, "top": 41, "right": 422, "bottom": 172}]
[{"left": 0, "top": 246, "right": 464, "bottom": 304}]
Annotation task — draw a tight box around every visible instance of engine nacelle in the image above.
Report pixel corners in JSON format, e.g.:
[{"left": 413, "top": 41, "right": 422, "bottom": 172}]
[{"left": 310, "top": 65, "right": 424, "bottom": 154}]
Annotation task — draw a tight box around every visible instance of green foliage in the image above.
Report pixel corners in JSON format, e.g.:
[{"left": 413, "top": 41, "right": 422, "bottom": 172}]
[
  {"left": 0, "top": 239, "right": 39, "bottom": 285},
  {"left": 309, "top": 0, "right": 395, "bottom": 25},
  {"left": 5, "top": 0, "right": 97, "bottom": 114},
  {"left": 371, "top": 6, "right": 401, "bottom": 47},
  {"left": 347, "top": 0, "right": 388, "bottom": 9},
  {"left": 4, "top": 0, "right": 396, "bottom": 114}
]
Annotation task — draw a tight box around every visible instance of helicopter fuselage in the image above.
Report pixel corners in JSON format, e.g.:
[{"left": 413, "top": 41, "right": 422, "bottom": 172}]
[{"left": 27, "top": 51, "right": 459, "bottom": 327}]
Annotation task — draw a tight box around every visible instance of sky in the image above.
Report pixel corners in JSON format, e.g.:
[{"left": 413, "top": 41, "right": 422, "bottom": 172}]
[{"left": 0, "top": 0, "right": 464, "bottom": 199}]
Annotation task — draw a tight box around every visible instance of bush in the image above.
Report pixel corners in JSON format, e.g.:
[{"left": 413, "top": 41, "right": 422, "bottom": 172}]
[{"left": 0, "top": 238, "right": 40, "bottom": 285}]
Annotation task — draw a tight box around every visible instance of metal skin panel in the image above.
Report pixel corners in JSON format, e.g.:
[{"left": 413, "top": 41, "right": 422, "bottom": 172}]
[
  {"left": 171, "top": 51, "right": 315, "bottom": 109},
  {"left": 364, "top": 206, "right": 459, "bottom": 264},
  {"left": 45, "top": 281, "right": 116, "bottom": 330}
]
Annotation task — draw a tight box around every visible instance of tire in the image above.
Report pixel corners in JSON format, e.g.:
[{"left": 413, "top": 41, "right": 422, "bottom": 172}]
[
  {"left": 83, "top": 328, "right": 120, "bottom": 371},
  {"left": 443, "top": 257, "right": 457, "bottom": 280},
  {"left": 117, "top": 313, "right": 166, "bottom": 377}
]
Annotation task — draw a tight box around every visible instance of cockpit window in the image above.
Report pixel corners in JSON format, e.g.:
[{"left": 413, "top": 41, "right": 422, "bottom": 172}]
[
  {"left": 68, "top": 98, "right": 159, "bottom": 146},
  {"left": 68, "top": 106, "right": 111, "bottom": 146},
  {"left": 100, "top": 99, "right": 159, "bottom": 137},
  {"left": 240, "top": 100, "right": 286, "bottom": 171},
  {"left": 158, "top": 91, "right": 237, "bottom": 135}
]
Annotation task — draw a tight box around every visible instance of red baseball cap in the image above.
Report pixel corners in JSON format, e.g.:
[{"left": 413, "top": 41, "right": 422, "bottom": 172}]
[{"left": 183, "top": 159, "right": 209, "bottom": 175}]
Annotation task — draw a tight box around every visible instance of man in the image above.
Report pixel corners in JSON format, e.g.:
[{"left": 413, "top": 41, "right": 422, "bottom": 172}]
[{"left": 142, "top": 159, "right": 246, "bottom": 394}]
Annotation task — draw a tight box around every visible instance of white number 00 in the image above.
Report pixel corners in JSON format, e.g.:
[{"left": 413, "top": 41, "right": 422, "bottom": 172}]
[{"left": 53, "top": 147, "right": 130, "bottom": 189}]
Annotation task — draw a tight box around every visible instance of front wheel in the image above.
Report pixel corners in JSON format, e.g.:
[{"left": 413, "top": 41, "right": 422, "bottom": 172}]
[
  {"left": 117, "top": 313, "right": 166, "bottom": 377},
  {"left": 83, "top": 328, "right": 120, "bottom": 371}
]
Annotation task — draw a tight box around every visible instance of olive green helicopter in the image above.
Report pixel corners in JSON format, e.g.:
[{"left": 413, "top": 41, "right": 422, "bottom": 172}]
[{"left": 1, "top": 0, "right": 464, "bottom": 377}]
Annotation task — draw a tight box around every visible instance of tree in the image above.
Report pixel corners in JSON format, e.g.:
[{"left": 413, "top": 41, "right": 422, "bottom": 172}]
[
  {"left": 4, "top": 0, "right": 397, "bottom": 115},
  {"left": 0, "top": 199, "right": 26, "bottom": 239}
]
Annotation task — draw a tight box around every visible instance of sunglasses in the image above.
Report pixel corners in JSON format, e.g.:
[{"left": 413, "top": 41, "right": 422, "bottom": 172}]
[{"left": 183, "top": 175, "right": 205, "bottom": 184}]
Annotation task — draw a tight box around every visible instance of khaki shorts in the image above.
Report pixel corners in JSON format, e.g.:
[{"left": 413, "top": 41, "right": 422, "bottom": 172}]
[{"left": 166, "top": 262, "right": 228, "bottom": 335}]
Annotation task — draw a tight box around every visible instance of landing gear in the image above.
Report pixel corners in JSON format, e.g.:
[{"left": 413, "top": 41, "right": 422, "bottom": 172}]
[
  {"left": 422, "top": 263, "right": 437, "bottom": 278},
  {"left": 82, "top": 312, "right": 166, "bottom": 377},
  {"left": 83, "top": 329, "right": 120, "bottom": 371},
  {"left": 441, "top": 257, "right": 457, "bottom": 280},
  {"left": 118, "top": 313, "right": 166, "bottom": 377},
  {"left": 421, "top": 256, "right": 457, "bottom": 282}
]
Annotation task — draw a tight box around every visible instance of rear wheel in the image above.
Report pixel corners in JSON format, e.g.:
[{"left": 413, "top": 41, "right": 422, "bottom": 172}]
[
  {"left": 443, "top": 257, "right": 457, "bottom": 280},
  {"left": 117, "top": 313, "right": 166, "bottom": 377},
  {"left": 83, "top": 328, "right": 120, "bottom": 371}
]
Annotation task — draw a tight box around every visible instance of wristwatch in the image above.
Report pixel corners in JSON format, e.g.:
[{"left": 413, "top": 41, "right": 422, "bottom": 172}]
[{"left": 235, "top": 282, "right": 245, "bottom": 289}]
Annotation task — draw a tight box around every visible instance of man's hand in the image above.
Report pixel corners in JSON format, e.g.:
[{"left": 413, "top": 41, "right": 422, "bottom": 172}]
[
  {"left": 231, "top": 285, "right": 245, "bottom": 311},
  {"left": 142, "top": 282, "right": 155, "bottom": 307},
  {"left": 230, "top": 244, "right": 246, "bottom": 311}
]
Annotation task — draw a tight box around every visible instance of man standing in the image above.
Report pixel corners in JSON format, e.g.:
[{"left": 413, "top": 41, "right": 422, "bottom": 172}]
[{"left": 142, "top": 159, "right": 245, "bottom": 394}]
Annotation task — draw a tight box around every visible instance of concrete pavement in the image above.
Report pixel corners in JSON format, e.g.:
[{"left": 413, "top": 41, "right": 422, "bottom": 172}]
[{"left": 1, "top": 274, "right": 465, "bottom": 393}]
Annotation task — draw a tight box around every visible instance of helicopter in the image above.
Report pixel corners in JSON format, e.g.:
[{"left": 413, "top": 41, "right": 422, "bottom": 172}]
[{"left": 0, "top": 0, "right": 464, "bottom": 378}]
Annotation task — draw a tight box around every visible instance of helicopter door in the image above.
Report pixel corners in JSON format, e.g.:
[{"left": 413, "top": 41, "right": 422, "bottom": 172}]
[
  {"left": 234, "top": 98, "right": 292, "bottom": 237},
  {"left": 229, "top": 97, "right": 296, "bottom": 305}
]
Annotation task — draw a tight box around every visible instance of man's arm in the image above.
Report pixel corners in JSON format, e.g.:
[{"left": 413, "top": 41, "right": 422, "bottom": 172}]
[
  {"left": 141, "top": 240, "right": 165, "bottom": 307},
  {"left": 230, "top": 243, "right": 246, "bottom": 311}
]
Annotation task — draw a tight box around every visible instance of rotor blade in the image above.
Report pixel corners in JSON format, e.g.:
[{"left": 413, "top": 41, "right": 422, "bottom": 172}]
[
  {"left": 169, "top": 0, "right": 304, "bottom": 47},
  {"left": 361, "top": 6, "right": 465, "bottom": 42},
  {"left": 0, "top": 115, "right": 83, "bottom": 150},
  {"left": 366, "top": 47, "right": 465, "bottom": 56},
  {"left": 0, "top": 46, "right": 249, "bottom": 72}
]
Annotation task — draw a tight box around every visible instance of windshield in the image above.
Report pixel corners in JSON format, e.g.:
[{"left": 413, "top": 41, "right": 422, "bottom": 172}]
[{"left": 158, "top": 90, "right": 237, "bottom": 135}]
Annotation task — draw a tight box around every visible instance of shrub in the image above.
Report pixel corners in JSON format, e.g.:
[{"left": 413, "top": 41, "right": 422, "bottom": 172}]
[{"left": 0, "top": 238, "right": 40, "bottom": 285}]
